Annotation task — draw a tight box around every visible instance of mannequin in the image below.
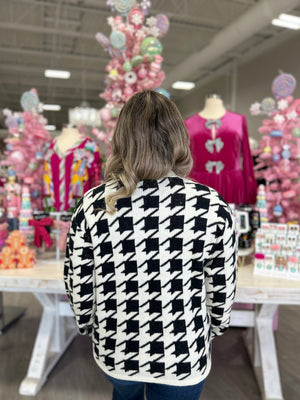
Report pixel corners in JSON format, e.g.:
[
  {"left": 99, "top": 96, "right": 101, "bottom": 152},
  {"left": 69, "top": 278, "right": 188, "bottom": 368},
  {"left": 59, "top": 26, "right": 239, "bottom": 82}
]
[
  {"left": 43, "top": 124, "right": 101, "bottom": 212},
  {"left": 199, "top": 94, "right": 227, "bottom": 120},
  {"left": 199, "top": 94, "right": 227, "bottom": 140},
  {"left": 184, "top": 95, "right": 257, "bottom": 205},
  {"left": 55, "top": 125, "right": 83, "bottom": 153}
]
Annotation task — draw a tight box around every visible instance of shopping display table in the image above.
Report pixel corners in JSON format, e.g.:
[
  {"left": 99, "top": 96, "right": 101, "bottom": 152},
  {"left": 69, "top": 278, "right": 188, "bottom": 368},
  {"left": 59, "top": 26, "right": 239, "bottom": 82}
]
[
  {"left": 0, "top": 260, "right": 75, "bottom": 396},
  {"left": 0, "top": 260, "right": 299, "bottom": 399}
]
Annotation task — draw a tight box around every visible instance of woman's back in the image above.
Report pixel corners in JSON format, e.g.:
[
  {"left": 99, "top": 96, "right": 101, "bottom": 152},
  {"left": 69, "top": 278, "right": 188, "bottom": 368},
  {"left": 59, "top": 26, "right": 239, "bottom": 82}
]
[{"left": 64, "top": 172, "right": 236, "bottom": 386}]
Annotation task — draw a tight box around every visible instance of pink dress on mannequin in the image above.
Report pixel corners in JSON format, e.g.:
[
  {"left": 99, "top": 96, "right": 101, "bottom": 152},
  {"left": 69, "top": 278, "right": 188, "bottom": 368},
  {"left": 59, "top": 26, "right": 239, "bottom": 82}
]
[{"left": 185, "top": 110, "right": 257, "bottom": 204}]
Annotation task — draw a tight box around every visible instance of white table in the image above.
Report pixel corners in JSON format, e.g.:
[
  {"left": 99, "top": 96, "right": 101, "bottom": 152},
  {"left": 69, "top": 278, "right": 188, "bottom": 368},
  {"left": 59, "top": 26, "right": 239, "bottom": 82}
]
[
  {"left": 0, "top": 260, "right": 77, "bottom": 396},
  {"left": 0, "top": 261, "right": 299, "bottom": 399},
  {"left": 234, "top": 266, "right": 300, "bottom": 400}
]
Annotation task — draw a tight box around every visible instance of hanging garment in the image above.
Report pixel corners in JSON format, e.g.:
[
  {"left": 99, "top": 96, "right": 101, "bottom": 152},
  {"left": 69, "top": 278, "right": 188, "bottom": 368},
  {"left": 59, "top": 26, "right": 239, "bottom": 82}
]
[
  {"left": 43, "top": 137, "right": 101, "bottom": 212},
  {"left": 185, "top": 111, "right": 257, "bottom": 204}
]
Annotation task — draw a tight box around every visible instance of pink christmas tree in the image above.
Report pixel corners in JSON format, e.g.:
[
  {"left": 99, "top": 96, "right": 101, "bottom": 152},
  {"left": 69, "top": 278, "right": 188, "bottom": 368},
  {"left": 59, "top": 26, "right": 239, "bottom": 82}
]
[
  {"left": 2, "top": 89, "right": 50, "bottom": 211},
  {"left": 92, "top": 0, "right": 170, "bottom": 156},
  {"left": 250, "top": 73, "right": 300, "bottom": 223}
]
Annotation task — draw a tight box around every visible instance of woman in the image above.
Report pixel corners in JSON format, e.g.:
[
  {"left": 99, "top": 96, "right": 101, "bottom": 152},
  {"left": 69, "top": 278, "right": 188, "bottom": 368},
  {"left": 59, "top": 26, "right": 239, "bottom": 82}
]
[{"left": 64, "top": 90, "right": 237, "bottom": 400}]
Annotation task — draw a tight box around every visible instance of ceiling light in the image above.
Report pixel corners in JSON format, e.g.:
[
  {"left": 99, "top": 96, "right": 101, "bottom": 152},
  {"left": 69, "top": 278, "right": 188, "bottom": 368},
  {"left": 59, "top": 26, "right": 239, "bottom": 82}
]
[
  {"left": 43, "top": 104, "right": 61, "bottom": 111},
  {"left": 45, "top": 125, "right": 56, "bottom": 131},
  {"left": 272, "top": 18, "right": 300, "bottom": 30},
  {"left": 279, "top": 13, "right": 300, "bottom": 25},
  {"left": 69, "top": 102, "right": 101, "bottom": 127},
  {"left": 172, "top": 81, "right": 195, "bottom": 90},
  {"left": 44, "top": 69, "right": 71, "bottom": 79}
]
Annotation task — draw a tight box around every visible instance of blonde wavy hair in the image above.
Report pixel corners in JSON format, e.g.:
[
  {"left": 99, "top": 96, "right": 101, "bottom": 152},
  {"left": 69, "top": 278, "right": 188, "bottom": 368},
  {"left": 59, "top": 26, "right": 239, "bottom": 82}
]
[{"left": 104, "top": 90, "right": 193, "bottom": 213}]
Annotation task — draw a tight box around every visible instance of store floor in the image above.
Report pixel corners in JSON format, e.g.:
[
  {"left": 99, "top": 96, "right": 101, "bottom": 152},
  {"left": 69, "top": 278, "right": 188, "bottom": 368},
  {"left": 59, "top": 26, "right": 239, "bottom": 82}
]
[{"left": 1, "top": 292, "right": 300, "bottom": 400}]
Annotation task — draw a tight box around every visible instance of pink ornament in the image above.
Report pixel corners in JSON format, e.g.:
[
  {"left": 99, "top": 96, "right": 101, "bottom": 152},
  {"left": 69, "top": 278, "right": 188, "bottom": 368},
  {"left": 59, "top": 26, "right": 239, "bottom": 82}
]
[
  {"left": 149, "top": 55, "right": 163, "bottom": 78},
  {"left": 99, "top": 107, "right": 112, "bottom": 122},
  {"left": 123, "top": 86, "right": 134, "bottom": 100},
  {"left": 24, "top": 176, "right": 34, "bottom": 185},
  {"left": 282, "top": 190, "right": 296, "bottom": 199},
  {"left": 112, "top": 88, "right": 123, "bottom": 102},
  {"left": 138, "top": 67, "right": 147, "bottom": 79},
  {"left": 114, "top": 16, "right": 125, "bottom": 31},
  {"left": 272, "top": 145, "right": 281, "bottom": 154},
  {"left": 128, "top": 7, "right": 144, "bottom": 28},
  {"left": 141, "top": 78, "right": 153, "bottom": 90},
  {"left": 92, "top": 129, "right": 109, "bottom": 143},
  {"left": 10, "top": 150, "right": 24, "bottom": 163}
]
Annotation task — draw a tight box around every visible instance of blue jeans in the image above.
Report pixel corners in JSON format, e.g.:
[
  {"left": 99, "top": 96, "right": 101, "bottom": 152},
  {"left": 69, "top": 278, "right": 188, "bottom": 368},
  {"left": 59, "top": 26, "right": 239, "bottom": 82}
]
[{"left": 104, "top": 373, "right": 205, "bottom": 400}]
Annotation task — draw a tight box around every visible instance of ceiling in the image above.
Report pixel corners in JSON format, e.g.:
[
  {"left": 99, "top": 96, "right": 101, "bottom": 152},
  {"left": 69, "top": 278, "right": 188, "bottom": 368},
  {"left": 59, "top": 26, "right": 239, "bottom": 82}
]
[{"left": 0, "top": 0, "right": 300, "bottom": 130}]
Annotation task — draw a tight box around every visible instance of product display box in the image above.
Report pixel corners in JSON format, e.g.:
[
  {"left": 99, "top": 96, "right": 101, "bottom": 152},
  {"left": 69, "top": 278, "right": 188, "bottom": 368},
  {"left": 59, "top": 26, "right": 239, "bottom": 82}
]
[{"left": 254, "top": 223, "right": 300, "bottom": 280}]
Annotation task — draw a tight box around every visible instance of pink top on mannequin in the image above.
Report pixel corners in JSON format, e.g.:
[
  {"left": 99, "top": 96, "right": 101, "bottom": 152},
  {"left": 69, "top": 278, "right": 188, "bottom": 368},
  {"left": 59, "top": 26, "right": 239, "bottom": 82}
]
[{"left": 185, "top": 95, "right": 257, "bottom": 205}]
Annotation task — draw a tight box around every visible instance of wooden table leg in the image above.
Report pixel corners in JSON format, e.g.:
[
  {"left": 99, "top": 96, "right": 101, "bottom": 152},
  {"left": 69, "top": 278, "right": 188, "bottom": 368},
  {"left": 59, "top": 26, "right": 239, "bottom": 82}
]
[
  {"left": 19, "top": 293, "right": 77, "bottom": 396},
  {"left": 245, "top": 304, "right": 284, "bottom": 400}
]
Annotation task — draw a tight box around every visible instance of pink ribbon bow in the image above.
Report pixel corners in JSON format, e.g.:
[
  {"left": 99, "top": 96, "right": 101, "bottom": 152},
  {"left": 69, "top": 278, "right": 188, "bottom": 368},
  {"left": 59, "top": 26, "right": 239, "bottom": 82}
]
[{"left": 29, "top": 217, "right": 53, "bottom": 249}]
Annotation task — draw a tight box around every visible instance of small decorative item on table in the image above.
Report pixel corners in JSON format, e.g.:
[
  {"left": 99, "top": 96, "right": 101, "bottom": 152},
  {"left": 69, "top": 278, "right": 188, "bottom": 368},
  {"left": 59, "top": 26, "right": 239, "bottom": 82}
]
[
  {"left": 18, "top": 185, "right": 35, "bottom": 242},
  {"left": 29, "top": 213, "right": 53, "bottom": 250},
  {"left": 0, "top": 230, "right": 35, "bottom": 269},
  {"left": 254, "top": 222, "right": 300, "bottom": 280}
]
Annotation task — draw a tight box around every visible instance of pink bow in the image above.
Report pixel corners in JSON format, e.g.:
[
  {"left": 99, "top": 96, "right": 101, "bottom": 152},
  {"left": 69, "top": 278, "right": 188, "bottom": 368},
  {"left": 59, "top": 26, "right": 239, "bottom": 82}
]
[{"left": 29, "top": 217, "right": 53, "bottom": 249}]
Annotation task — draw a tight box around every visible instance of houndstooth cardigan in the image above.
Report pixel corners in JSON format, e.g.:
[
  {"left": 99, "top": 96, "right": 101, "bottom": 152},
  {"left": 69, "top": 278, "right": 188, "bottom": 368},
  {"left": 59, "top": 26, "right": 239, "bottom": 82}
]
[{"left": 64, "top": 172, "right": 237, "bottom": 386}]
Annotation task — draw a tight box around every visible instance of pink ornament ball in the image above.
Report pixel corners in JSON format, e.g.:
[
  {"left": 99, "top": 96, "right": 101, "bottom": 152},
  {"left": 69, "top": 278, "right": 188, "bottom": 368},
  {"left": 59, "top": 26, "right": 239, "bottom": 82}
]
[
  {"left": 128, "top": 7, "right": 144, "bottom": 27},
  {"left": 124, "top": 86, "right": 134, "bottom": 96},
  {"left": 124, "top": 86, "right": 134, "bottom": 100},
  {"left": 112, "top": 88, "right": 123, "bottom": 102},
  {"left": 156, "top": 14, "right": 170, "bottom": 38},
  {"left": 137, "top": 67, "right": 147, "bottom": 79},
  {"left": 150, "top": 55, "right": 163, "bottom": 73},
  {"left": 99, "top": 107, "right": 112, "bottom": 122},
  {"left": 114, "top": 16, "right": 125, "bottom": 30}
]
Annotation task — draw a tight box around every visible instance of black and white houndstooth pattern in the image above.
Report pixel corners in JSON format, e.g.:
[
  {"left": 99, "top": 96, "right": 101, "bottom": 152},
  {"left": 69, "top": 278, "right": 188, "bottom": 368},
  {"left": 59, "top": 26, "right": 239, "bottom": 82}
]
[{"left": 64, "top": 172, "right": 237, "bottom": 386}]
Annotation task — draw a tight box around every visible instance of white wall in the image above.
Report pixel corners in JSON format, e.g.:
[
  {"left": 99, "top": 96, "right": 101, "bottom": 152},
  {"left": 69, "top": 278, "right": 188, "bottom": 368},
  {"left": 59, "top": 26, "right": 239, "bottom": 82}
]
[{"left": 175, "top": 33, "right": 300, "bottom": 141}]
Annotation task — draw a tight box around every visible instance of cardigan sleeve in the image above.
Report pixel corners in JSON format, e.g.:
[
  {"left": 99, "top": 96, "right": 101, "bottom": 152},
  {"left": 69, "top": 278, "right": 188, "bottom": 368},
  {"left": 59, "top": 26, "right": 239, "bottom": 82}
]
[
  {"left": 241, "top": 115, "right": 257, "bottom": 204},
  {"left": 64, "top": 197, "right": 95, "bottom": 335},
  {"left": 204, "top": 202, "right": 237, "bottom": 338}
]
